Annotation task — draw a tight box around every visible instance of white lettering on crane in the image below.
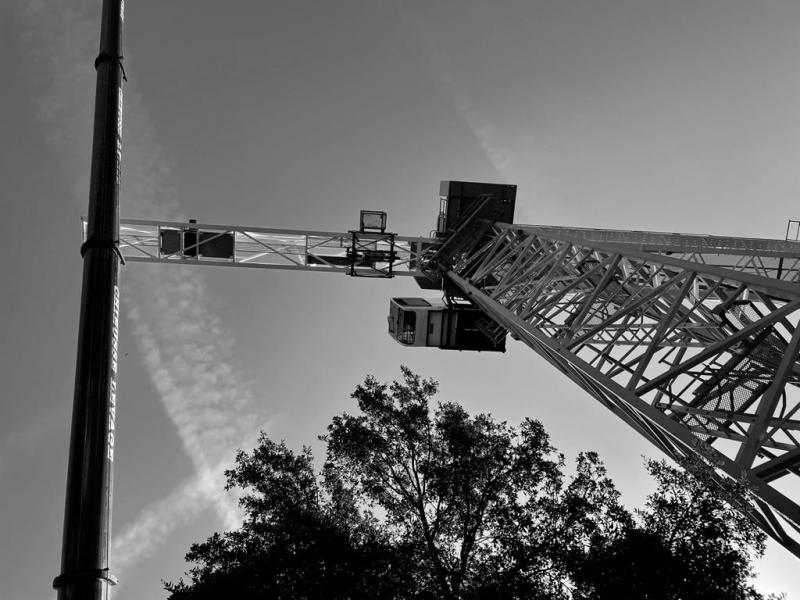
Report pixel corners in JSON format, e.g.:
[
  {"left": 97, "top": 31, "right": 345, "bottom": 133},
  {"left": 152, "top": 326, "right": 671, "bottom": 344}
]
[
  {"left": 117, "top": 93, "right": 123, "bottom": 137},
  {"left": 108, "top": 285, "right": 119, "bottom": 461},
  {"left": 115, "top": 92, "right": 123, "bottom": 185}
]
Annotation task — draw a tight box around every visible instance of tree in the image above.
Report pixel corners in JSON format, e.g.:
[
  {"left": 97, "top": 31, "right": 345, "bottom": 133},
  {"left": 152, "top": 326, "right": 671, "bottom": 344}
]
[
  {"left": 569, "top": 458, "right": 767, "bottom": 600},
  {"left": 323, "top": 367, "right": 650, "bottom": 599},
  {"left": 164, "top": 438, "right": 414, "bottom": 600},
  {"left": 324, "top": 367, "right": 570, "bottom": 599},
  {"left": 165, "top": 367, "right": 774, "bottom": 600}
]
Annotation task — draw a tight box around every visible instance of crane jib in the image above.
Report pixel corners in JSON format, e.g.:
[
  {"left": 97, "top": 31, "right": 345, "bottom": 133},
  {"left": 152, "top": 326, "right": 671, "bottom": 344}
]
[{"left": 109, "top": 180, "right": 800, "bottom": 560}]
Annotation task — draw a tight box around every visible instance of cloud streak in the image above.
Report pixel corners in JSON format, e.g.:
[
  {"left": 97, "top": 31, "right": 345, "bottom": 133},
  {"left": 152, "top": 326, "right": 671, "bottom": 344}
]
[
  {"left": 396, "top": 1, "right": 543, "bottom": 222},
  {"left": 397, "top": 5, "right": 516, "bottom": 181},
  {"left": 110, "top": 450, "right": 255, "bottom": 581},
  {"left": 21, "top": 0, "right": 271, "bottom": 579},
  {"left": 110, "top": 465, "right": 219, "bottom": 576},
  {"left": 426, "top": 43, "right": 539, "bottom": 221}
]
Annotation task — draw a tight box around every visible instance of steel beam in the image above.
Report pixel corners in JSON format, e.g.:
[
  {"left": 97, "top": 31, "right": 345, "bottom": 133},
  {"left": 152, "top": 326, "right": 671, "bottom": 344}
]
[
  {"left": 443, "top": 224, "right": 800, "bottom": 559},
  {"left": 55, "top": 1, "right": 124, "bottom": 598}
]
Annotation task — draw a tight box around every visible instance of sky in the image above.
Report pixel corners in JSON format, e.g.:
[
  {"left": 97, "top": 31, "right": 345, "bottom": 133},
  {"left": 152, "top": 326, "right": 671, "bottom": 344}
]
[{"left": 1, "top": 1, "right": 799, "bottom": 598}]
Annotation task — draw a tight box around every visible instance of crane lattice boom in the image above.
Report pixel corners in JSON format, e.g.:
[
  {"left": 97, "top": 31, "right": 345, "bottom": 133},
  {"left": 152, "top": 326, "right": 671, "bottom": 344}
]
[
  {"left": 432, "top": 220, "right": 800, "bottom": 557},
  {"left": 117, "top": 182, "right": 800, "bottom": 559},
  {"left": 117, "top": 218, "right": 431, "bottom": 278}
]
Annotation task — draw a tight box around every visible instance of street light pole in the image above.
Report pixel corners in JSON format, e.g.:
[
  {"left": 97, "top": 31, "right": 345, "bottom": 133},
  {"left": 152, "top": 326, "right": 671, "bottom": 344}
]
[{"left": 54, "top": 1, "right": 125, "bottom": 598}]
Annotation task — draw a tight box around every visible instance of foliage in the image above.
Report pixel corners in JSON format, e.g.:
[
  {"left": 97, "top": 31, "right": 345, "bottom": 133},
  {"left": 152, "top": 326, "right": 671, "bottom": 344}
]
[
  {"left": 323, "top": 367, "right": 632, "bottom": 599},
  {"left": 164, "top": 438, "right": 414, "bottom": 600},
  {"left": 569, "top": 459, "right": 767, "bottom": 600},
  {"left": 165, "top": 367, "right": 774, "bottom": 600}
]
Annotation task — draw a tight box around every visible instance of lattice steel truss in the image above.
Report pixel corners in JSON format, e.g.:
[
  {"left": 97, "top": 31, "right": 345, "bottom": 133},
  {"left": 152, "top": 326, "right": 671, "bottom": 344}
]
[
  {"left": 116, "top": 214, "right": 800, "bottom": 557},
  {"left": 439, "top": 222, "right": 800, "bottom": 557},
  {"left": 116, "top": 219, "right": 431, "bottom": 277}
]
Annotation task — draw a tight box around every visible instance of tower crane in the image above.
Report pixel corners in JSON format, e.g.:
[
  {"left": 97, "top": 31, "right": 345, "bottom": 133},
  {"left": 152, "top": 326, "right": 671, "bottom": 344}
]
[
  {"left": 60, "top": 5, "right": 797, "bottom": 597},
  {"left": 116, "top": 180, "right": 800, "bottom": 560}
]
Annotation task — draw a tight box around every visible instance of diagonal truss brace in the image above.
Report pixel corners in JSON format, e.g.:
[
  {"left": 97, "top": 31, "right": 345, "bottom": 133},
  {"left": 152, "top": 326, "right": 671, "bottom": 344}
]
[{"left": 443, "top": 224, "right": 800, "bottom": 558}]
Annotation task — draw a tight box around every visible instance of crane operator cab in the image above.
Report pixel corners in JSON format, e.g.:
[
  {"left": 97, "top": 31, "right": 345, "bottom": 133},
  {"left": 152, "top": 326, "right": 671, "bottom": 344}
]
[{"left": 388, "top": 298, "right": 506, "bottom": 352}]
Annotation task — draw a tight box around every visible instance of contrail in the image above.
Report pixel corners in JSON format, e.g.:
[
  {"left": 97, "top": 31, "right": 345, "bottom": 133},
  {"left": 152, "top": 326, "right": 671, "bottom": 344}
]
[
  {"left": 110, "top": 465, "right": 222, "bottom": 576},
  {"left": 438, "top": 64, "right": 516, "bottom": 180},
  {"left": 395, "top": 1, "right": 538, "bottom": 220},
  {"left": 20, "top": 0, "right": 271, "bottom": 578},
  {"left": 396, "top": 3, "right": 515, "bottom": 179},
  {"left": 109, "top": 448, "right": 260, "bottom": 584}
]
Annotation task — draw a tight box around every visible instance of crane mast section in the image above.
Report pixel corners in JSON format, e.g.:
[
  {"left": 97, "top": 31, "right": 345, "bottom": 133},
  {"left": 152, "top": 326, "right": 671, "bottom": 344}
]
[
  {"left": 117, "top": 219, "right": 433, "bottom": 278},
  {"left": 444, "top": 223, "right": 800, "bottom": 558}
]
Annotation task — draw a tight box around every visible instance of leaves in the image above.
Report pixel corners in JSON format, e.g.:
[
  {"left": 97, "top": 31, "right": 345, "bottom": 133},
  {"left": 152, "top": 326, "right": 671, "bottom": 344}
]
[
  {"left": 569, "top": 458, "right": 767, "bottom": 600},
  {"left": 323, "top": 368, "right": 614, "bottom": 599},
  {"left": 165, "top": 367, "right": 776, "bottom": 600},
  {"left": 164, "top": 435, "right": 414, "bottom": 600}
]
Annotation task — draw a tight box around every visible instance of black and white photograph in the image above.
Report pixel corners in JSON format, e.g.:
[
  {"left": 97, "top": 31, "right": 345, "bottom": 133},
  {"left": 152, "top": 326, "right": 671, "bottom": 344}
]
[{"left": 1, "top": 1, "right": 798, "bottom": 598}]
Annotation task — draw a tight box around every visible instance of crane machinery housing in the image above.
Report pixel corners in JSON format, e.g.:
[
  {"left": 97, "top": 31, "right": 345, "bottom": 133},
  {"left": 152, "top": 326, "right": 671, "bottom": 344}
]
[{"left": 115, "top": 180, "right": 800, "bottom": 561}]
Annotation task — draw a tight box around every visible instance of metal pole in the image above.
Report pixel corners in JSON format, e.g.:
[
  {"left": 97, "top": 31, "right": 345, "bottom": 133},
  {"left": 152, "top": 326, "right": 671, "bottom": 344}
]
[{"left": 54, "top": 0, "right": 124, "bottom": 598}]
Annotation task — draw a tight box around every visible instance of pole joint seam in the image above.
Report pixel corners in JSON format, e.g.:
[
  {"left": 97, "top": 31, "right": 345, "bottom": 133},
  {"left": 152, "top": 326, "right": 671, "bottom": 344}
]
[
  {"left": 94, "top": 52, "right": 127, "bottom": 82},
  {"left": 53, "top": 568, "right": 119, "bottom": 588},
  {"left": 81, "top": 237, "right": 126, "bottom": 265}
]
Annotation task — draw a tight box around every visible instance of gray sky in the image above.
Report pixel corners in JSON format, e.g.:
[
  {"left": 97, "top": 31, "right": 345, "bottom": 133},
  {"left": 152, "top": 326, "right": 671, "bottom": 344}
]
[{"left": 2, "top": 1, "right": 799, "bottom": 598}]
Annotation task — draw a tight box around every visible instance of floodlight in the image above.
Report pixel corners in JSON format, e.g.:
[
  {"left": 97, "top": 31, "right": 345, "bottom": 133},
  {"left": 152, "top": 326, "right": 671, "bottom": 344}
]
[{"left": 360, "top": 210, "right": 387, "bottom": 233}]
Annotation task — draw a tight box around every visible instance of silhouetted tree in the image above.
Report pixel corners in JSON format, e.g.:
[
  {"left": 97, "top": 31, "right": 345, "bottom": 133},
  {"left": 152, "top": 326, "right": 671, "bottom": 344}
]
[
  {"left": 323, "top": 367, "right": 631, "bottom": 599},
  {"left": 569, "top": 458, "right": 767, "bottom": 600},
  {"left": 164, "top": 438, "right": 415, "bottom": 600},
  {"left": 165, "top": 367, "right": 774, "bottom": 600}
]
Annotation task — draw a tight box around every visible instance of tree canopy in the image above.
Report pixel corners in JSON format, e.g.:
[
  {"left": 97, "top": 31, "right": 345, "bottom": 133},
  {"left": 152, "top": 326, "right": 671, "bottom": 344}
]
[{"left": 165, "top": 367, "right": 773, "bottom": 600}]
